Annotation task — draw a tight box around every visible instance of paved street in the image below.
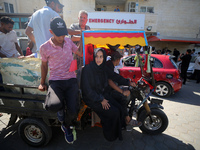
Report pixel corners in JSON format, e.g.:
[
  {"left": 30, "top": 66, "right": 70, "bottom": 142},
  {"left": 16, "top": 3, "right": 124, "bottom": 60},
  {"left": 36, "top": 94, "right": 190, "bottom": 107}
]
[{"left": 0, "top": 80, "right": 200, "bottom": 150}]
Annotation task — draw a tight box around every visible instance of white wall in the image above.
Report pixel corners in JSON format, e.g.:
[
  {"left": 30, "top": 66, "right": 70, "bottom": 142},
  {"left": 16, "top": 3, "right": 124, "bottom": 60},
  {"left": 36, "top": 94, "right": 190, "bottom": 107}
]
[{"left": 62, "top": 0, "right": 95, "bottom": 27}]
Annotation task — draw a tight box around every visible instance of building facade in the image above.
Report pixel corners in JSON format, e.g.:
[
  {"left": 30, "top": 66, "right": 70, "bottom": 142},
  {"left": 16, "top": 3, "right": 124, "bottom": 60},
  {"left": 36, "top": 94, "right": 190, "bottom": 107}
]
[{"left": 0, "top": 0, "right": 200, "bottom": 53}]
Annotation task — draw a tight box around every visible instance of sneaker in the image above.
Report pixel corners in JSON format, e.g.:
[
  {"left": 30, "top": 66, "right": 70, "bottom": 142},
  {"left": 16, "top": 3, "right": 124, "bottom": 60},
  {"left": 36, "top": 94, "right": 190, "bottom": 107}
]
[
  {"left": 61, "top": 125, "right": 74, "bottom": 144},
  {"left": 57, "top": 111, "right": 64, "bottom": 123},
  {"left": 126, "top": 125, "right": 133, "bottom": 131},
  {"left": 129, "top": 119, "right": 142, "bottom": 127}
]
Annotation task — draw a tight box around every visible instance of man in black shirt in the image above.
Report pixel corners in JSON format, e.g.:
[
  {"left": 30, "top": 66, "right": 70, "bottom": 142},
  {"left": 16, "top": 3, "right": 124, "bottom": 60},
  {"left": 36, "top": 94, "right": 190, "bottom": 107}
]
[
  {"left": 179, "top": 49, "right": 192, "bottom": 84},
  {"left": 173, "top": 48, "right": 180, "bottom": 62}
]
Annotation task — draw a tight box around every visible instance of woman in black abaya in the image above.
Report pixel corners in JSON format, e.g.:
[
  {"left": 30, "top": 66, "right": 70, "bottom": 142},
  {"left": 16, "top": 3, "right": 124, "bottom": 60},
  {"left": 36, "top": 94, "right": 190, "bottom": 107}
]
[{"left": 81, "top": 48, "right": 129, "bottom": 141}]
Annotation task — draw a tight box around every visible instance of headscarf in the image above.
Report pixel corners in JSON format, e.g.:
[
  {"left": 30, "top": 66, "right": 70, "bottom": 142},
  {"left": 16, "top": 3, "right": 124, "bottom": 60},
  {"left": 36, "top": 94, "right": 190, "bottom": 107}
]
[
  {"left": 90, "top": 48, "right": 108, "bottom": 91},
  {"left": 92, "top": 48, "right": 107, "bottom": 71}
]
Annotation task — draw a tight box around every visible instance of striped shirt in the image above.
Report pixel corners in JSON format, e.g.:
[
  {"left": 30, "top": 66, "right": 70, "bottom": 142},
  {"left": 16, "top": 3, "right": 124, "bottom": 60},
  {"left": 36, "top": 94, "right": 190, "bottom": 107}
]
[{"left": 40, "top": 37, "right": 78, "bottom": 80}]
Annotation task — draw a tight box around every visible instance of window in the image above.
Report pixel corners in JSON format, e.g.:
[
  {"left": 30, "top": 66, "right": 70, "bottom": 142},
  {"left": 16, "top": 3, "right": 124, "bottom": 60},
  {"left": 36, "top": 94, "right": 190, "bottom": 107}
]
[
  {"left": 4, "top": 2, "right": 14, "bottom": 13},
  {"left": 128, "top": 2, "right": 138, "bottom": 12},
  {"left": 140, "top": 6, "right": 154, "bottom": 13},
  {"left": 11, "top": 17, "right": 29, "bottom": 29},
  {"left": 21, "top": 17, "right": 29, "bottom": 29},
  {"left": 9, "top": 4, "right": 14, "bottom": 13},
  {"left": 147, "top": 7, "right": 154, "bottom": 13},
  {"left": 11, "top": 18, "right": 20, "bottom": 29},
  {"left": 152, "top": 58, "right": 163, "bottom": 68},
  {"left": 4, "top": 2, "right": 9, "bottom": 13},
  {"left": 140, "top": 7, "right": 146, "bottom": 12}
]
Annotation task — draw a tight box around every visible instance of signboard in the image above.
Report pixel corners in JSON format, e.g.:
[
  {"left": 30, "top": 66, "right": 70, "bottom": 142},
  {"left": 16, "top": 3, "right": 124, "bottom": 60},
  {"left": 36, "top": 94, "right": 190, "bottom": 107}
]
[{"left": 87, "top": 12, "right": 145, "bottom": 30}]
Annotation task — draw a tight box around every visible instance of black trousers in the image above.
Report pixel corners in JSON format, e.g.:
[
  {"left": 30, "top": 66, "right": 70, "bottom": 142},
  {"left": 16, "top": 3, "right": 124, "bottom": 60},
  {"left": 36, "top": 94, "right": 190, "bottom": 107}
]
[
  {"left": 110, "top": 90, "right": 128, "bottom": 128},
  {"left": 45, "top": 78, "right": 79, "bottom": 127},
  {"left": 90, "top": 93, "right": 123, "bottom": 141},
  {"left": 181, "top": 67, "right": 188, "bottom": 84}
]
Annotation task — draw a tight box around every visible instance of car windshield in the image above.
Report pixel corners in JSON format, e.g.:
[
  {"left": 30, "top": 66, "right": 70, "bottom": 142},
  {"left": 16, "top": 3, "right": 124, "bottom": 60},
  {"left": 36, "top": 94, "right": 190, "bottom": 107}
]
[{"left": 123, "top": 55, "right": 163, "bottom": 68}]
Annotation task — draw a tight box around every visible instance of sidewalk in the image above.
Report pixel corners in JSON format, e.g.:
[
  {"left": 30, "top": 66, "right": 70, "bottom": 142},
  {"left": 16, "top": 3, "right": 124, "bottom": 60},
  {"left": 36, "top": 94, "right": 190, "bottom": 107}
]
[{"left": 0, "top": 80, "right": 199, "bottom": 150}]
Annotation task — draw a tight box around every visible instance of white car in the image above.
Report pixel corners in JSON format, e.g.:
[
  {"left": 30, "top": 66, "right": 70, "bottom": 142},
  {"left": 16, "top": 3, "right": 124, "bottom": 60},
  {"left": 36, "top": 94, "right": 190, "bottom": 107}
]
[{"left": 17, "top": 37, "right": 28, "bottom": 55}]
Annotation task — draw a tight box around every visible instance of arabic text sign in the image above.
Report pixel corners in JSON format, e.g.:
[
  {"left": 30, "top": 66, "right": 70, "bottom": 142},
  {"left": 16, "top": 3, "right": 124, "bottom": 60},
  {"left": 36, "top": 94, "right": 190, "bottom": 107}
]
[{"left": 87, "top": 12, "right": 145, "bottom": 30}]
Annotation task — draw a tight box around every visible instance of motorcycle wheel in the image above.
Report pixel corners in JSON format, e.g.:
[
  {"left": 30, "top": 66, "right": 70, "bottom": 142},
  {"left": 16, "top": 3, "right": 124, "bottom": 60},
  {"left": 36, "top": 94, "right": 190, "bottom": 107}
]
[
  {"left": 18, "top": 118, "right": 52, "bottom": 147},
  {"left": 138, "top": 109, "right": 168, "bottom": 135}
]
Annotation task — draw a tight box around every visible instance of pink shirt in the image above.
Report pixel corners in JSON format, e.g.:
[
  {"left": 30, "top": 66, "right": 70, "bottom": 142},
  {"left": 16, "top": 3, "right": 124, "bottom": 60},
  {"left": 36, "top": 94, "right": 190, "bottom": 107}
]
[{"left": 40, "top": 37, "right": 78, "bottom": 80}]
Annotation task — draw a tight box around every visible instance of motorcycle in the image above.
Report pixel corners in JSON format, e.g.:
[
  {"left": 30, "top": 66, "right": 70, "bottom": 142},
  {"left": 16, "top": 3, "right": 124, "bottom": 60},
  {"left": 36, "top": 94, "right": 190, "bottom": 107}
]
[
  {"left": 127, "top": 76, "right": 168, "bottom": 134},
  {"left": 127, "top": 45, "right": 168, "bottom": 134}
]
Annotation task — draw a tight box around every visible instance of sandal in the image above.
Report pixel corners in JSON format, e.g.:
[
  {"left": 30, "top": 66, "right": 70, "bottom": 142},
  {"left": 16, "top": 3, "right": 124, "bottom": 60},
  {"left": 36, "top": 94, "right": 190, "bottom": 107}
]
[{"left": 128, "top": 119, "right": 142, "bottom": 127}]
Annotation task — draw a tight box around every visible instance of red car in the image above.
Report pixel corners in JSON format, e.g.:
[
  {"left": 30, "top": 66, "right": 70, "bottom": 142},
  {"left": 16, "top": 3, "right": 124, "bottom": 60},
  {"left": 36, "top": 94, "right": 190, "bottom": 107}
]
[{"left": 119, "top": 54, "right": 182, "bottom": 97}]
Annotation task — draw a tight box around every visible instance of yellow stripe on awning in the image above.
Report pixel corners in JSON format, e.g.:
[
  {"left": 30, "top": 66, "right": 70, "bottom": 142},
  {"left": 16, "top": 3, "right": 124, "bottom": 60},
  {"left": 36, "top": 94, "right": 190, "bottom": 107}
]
[{"left": 84, "top": 37, "right": 146, "bottom": 47}]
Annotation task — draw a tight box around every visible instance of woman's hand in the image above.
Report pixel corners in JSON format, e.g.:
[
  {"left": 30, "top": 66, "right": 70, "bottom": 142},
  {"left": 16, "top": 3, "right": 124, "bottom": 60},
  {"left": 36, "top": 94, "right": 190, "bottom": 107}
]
[{"left": 101, "top": 99, "right": 110, "bottom": 110}]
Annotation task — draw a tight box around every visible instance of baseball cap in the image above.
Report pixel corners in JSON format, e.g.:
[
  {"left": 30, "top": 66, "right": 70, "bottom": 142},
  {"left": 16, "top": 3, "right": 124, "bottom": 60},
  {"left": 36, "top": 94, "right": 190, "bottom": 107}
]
[
  {"left": 45, "top": 0, "right": 64, "bottom": 7},
  {"left": 50, "top": 17, "right": 68, "bottom": 36}
]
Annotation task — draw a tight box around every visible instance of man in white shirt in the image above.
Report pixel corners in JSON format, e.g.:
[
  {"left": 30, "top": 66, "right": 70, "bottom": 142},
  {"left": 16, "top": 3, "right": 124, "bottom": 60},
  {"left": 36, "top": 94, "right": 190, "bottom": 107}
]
[
  {"left": 25, "top": 0, "right": 81, "bottom": 57},
  {"left": 0, "top": 16, "right": 23, "bottom": 58}
]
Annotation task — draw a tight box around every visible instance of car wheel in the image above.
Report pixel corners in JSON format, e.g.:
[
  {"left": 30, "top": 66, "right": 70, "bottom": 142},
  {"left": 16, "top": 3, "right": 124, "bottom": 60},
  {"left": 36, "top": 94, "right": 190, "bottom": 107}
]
[{"left": 154, "top": 82, "right": 172, "bottom": 97}]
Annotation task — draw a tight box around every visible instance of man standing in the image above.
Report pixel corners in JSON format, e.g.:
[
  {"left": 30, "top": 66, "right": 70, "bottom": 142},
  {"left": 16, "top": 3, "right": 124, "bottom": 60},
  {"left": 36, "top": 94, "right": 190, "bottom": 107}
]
[
  {"left": 0, "top": 16, "right": 23, "bottom": 58},
  {"left": 70, "top": 10, "right": 90, "bottom": 69},
  {"left": 191, "top": 52, "right": 200, "bottom": 83},
  {"left": 191, "top": 49, "right": 196, "bottom": 57},
  {"left": 179, "top": 49, "right": 192, "bottom": 85},
  {"left": 151, "top": 47, "right": 157, "bottom": 54},
  {"left": 173, "top": 48, "right": 180, "bottom": 62},
  {"left": 25, "top": 0, "right": 80, "bottom": 57}
]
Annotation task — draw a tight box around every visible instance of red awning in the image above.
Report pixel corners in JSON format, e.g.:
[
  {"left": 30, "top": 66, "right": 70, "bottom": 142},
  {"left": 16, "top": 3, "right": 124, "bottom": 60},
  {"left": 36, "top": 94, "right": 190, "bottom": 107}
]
[{"left": 147, "top": 36, "right": 200, "bottom": 44}]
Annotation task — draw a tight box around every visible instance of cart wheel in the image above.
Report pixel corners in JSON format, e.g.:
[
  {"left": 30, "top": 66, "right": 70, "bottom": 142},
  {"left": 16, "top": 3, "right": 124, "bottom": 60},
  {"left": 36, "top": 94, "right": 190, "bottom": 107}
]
[{"left": 18, "top": 118, "right": 52, "bottom": 147}]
